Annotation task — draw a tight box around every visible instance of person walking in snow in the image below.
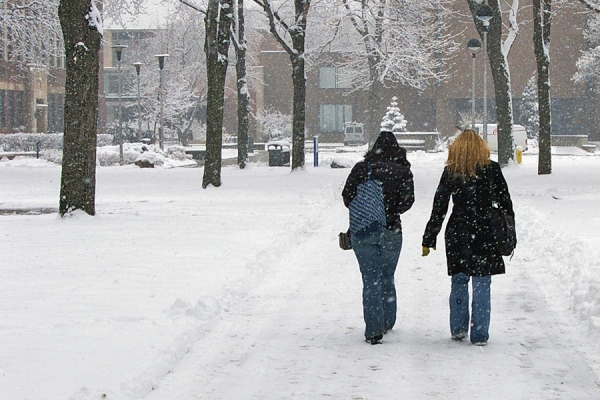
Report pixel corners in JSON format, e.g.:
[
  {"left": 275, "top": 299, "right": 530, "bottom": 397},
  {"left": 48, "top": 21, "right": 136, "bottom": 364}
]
[
  {"left": 422, "top": 129, "right": 514, "bottom": 346},
  {"left": 342, "top": 130, "right": 415, "bottom": 345}
]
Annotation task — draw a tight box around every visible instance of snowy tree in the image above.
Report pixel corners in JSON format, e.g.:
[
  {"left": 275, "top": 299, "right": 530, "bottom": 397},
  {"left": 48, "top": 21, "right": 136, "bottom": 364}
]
[
  {"left": 533, "top": 0, "right": 552, "bottom": 175},
  {"left": 149, "top": 11, "right": 207, "bottom": 146},
  {"left": 203, "top": 0, "right": 233, "bottom": 188},
  {"left": 0, "top": 0, "right": 63, "bottom": 74},
  {"left": 380, "top": 97, "right": 407, "bottom": 133},
  {"left": 316, "top": 0, "right": 456, "bottom": 145},
  {"left": 519, "top": 76, "right": 539, "bottom": 139},
  {"left": 232, "top": 0, "right": 251, "bottom": 169},
  {"left": 467, "top": 0, "right": 521, "bottom": 167},
  {"left": 577, "top": 0, "right": 600, "bottom": 12},
  {"left": 574, "top": 13, "right": 600, "bottom": 85},
  {"left": 253, "top": 0, "right": 311, "bottom": 171},
  {"left": 107, "top": 6, "right": 207, "bottom": 147}
]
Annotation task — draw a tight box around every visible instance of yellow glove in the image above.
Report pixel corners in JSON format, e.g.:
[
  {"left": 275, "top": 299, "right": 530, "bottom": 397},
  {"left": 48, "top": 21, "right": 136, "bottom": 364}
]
[{"left": 422, "top": 246, "right": 436, "bottom": 257}]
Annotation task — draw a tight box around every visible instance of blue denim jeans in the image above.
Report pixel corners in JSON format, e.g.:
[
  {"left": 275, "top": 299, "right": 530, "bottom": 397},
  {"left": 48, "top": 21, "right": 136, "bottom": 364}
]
[
  {"left": 351, "top": 225, "right": 403, "bottom": 339},
  {"left": 450, "top": 273, "right": 492, "bottom": 343}
]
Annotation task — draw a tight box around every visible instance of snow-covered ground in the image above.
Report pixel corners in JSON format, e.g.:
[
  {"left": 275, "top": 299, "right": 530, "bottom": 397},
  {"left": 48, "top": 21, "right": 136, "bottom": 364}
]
[{"left": 1, "top": 147, "right": 600, "bottom": 400}]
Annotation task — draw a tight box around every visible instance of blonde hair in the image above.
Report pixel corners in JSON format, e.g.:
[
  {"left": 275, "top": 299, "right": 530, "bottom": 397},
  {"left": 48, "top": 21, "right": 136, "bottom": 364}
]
[{"left": 446, "top": 129, "right": 490, "bottom": 180}]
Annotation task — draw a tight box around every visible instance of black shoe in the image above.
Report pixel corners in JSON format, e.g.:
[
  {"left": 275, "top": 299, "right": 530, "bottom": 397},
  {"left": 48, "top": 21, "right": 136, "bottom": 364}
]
[
  {"left": 365, "top": 335, "right": 383, "bottom": 345},
  {"left": 451, "top": 332, "right": 467, "bottom": 341}
]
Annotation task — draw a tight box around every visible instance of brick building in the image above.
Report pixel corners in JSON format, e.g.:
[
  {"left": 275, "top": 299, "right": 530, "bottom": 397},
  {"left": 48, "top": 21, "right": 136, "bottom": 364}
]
[
  {"left": 0, "top": 2, "right": 596, "bottom": 143},
  {"left": 256, "top": 2, "right": 598, "bottom": 142}
]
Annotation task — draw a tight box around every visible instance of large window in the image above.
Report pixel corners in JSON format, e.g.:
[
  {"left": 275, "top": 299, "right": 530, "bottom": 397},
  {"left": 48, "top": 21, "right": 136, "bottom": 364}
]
[
  {"left": 104, "top": 73, "right": 120, "bottom": 95},
  {"left": 319, "top": 104, "right": 352, "bottom": 132},
  {"left": 318, "top": 67, "right": 352, "bottom": 89},
  {"left": 48, "top": 93, "right": 64, "bottom": 133},
  {"left": 4, "top": 90, "right": 23, "bottom": 131}
]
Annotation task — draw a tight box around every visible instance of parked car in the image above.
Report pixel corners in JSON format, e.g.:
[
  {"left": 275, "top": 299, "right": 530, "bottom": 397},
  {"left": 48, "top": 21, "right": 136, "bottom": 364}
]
[
  {"left": 458, "top": 124, "right": 528, "bottom": 152},
  {"left": 343, "top": 123, "right": 366, "bottom": 146}
]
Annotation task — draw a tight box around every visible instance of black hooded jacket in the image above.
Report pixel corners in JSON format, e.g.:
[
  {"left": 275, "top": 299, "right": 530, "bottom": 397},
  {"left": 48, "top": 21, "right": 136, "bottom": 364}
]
[
  {"left": 342, "top": 131, "right": 415, "bottom": 234},
  {"left": 422, "top": 161, "right": 514, "bottom": 276}
]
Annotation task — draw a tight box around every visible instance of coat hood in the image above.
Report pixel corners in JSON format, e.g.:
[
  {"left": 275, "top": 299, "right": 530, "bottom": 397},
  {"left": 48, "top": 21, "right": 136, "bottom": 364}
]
[{"left": 365, "top": 131, "right": 410, "bottom": 167}]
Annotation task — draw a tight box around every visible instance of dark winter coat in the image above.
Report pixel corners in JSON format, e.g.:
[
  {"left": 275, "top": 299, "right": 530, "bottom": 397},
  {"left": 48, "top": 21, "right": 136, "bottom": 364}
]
[
  {"left": 422, "top": 161, "right": 514, "bottom": 276},
  {"left": 342, "top": 131, "right": 415, "bottom": 234}
]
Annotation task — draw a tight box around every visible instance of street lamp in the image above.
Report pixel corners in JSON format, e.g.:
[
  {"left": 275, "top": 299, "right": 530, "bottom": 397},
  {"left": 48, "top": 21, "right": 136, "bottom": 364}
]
[
  {"left": 155, "top": 54, "right": 169, "bottom": 150},
  {"left": 111, "top": 44, "right": 127, "bottom": 165},
  {"left": 133, "top": 62, "right": 143, "bottom": 142},
  {"left": 475, "top": 3, "right": 493, "bottom": 143},
  {"left": 467, "top": 38, "right": 481, "bottom": 130}
]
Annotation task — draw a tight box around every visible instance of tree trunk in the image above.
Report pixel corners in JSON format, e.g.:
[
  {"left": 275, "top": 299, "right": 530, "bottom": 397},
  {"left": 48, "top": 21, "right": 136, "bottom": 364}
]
[
  {"left": 469, "top": 0, "right": 514, "bottom": 167},
  {"left": 289, "top": 0, "right": 308, "bottom": 171},
  {"left": 235, "top": 0, "right": 250, "bottom": 169},
  {"left": 534, "top": 0, "right": 552, "bottom": 175},
  {"left": 58, "top": 0, "right": 101, "bottom": 216},
  {"left": 252, "top": 0, "right": 310, "bottom": 171},
  {"left": 202, "top": 0, "right": 233, "bottom": 188},
  {"left": 290, "top": 53, "right": 306, "bottom": 170}
]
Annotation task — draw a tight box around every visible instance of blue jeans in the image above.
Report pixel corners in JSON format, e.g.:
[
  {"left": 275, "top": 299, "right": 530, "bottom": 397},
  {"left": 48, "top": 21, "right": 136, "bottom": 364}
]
[
  {"left": 450, "top": 273, "right": 491, "bottom": 343},
  {"left": 351, "top": 226, "right": 403, "bottom": 339}
]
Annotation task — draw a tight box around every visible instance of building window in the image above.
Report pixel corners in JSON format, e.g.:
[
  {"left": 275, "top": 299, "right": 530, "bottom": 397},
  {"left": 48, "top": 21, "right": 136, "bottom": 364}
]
[
  {"left": 5, "top": 90, "right": 23, "bottom": 131},
  {"left": 319, "top": 104, "right": 352, "bottom": 132},
  {"left": 318, "top": 67, "right": 352, "bottom": 89},
  {"left": 104, "top": 73, "right": 120, "bottom": 95},
  {"left": 48, "top": 93, "right": 64, "bottom": 133}
]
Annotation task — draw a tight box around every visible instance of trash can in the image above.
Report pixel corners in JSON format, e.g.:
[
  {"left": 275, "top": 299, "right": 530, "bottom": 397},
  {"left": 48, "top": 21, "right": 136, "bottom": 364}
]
[{"left": 268, "top": 143, "right": 290, "bottom": 167}]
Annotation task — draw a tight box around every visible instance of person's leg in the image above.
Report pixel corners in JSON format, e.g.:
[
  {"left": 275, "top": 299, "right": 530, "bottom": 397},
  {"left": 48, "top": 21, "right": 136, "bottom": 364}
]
[
  {"left": 449, "top": 273, "right": 470, "bottom": 340},
  {"left": 470, "top": 275, "right": 492, "bottom": 344},
  {"left": 380, "top": 229, "right": 402, "bottom": 332},
  {"left": 352, "top": 230, "right": 384, "bottom": 341}
]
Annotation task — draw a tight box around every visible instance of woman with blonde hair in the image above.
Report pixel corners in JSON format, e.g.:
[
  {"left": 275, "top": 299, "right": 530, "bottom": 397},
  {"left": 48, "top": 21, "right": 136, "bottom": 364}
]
[{"left": 422, "top": 129, "right": 514, "bottom": 346}]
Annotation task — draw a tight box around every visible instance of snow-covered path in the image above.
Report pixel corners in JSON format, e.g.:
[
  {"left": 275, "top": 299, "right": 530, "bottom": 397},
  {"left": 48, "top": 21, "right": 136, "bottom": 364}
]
[
  {"left": 145, "top": 154, "right": 600, "bottom": 400},
  {"left": 2, "top": 152, "right": 600, "bottom": 399}
]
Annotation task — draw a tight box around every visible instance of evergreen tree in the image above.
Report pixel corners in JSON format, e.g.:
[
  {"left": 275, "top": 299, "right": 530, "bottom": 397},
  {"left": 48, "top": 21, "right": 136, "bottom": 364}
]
[
  {"left": 380, "top": 97, "right": 407, "bottom": 133},
  {"left": 520, "top": 76, "right": 539, "bottom": 139}
]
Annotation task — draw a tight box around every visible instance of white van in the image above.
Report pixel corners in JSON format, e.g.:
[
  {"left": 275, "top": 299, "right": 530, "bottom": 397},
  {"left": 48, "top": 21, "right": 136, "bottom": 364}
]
[
  {"left": 343, "top": 123, "right": 366, "bottom": 146},
  {"left": 472, "top": 124, "right": 527, "bottom": 152}
]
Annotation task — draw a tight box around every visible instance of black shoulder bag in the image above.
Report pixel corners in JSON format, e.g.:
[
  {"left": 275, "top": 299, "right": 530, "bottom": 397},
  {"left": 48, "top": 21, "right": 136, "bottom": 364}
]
[
  {"left": 488, "top": 166, "right": 517, "bottom": 257},
  {"left": 338, "top": 230, "right": 352, "bottom": 250}
]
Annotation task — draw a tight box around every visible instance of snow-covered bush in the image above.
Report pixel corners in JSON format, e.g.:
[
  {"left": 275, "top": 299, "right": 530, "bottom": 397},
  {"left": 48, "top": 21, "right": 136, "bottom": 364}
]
[
  {"left": 97, "top": 134, "right": 114, "bottom": 147},
  {"left": 96, "top": 147, "right": 121, "bottom": 166},
  {"left": 167, "top": 146, "right": 192, "bottom": 161},
  {"left": 21, "top": 140, "right": 188, "bottom": 167},
  {"left": 40, "top": 149, "right": 63, "bottom": 164},
  {"left": 135, "top": 151, "right": 165, "bottom": 167},
  {"left": 0, "top": 133, "right": 115, "bottom": 152},
  {"left": 381, "top": 97, "right": 407, "bottom": 132},
  {"left": 255, "top": 109, "right": 292, "bottom": 141},
  {"left": 0, "top": 133, "right": 63, "bottom": 151}
]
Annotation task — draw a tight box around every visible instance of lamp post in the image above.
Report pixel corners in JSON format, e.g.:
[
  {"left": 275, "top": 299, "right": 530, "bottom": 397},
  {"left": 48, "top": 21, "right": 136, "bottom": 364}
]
[
  {"left": 467, "top": 38, "right": 481, "bottom": 130},
  {"left": 154, "top": 54, "right": 169, "bottom": 150},
  {"left": 111, "top": 44, "right": 127, "bottom": 165},
  {"left": 475, "top": 2, "right": 493, "bottom": 143},
  {"left": 133, "top": 62, "right": 143, "bottom": 142}
]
